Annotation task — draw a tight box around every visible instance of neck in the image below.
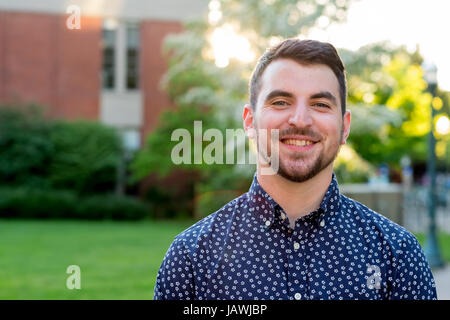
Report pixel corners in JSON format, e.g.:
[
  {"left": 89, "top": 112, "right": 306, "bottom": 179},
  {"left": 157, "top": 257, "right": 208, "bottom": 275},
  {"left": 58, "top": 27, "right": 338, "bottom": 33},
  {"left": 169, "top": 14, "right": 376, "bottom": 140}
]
[{"left": 256, "top": 164, "right": 333, "bottom": 226}]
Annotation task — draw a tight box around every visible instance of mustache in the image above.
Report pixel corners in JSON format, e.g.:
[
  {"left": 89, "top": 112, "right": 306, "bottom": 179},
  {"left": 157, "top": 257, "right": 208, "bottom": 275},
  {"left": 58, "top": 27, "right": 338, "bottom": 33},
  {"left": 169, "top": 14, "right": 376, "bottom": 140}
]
[{"left": 278, "top": 127, "right": 322, "bottom": 140}]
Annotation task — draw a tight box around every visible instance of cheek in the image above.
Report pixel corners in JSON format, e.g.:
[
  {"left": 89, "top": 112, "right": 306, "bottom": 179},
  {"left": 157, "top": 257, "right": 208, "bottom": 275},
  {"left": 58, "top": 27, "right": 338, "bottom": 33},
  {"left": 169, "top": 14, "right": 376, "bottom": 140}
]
[
  {"left": 314, "top": 115, "right": 342, "bottom": 137},
  {"left": 258, "top": 109, "right": 288, "bottom": 128}
]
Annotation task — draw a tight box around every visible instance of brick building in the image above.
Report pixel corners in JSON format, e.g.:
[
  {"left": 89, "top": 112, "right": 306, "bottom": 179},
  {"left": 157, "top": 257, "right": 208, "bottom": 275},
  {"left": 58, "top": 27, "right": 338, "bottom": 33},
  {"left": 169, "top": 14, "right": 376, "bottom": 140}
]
[{"left": 0, "top": 0, "right": 207, "bottom": 150}]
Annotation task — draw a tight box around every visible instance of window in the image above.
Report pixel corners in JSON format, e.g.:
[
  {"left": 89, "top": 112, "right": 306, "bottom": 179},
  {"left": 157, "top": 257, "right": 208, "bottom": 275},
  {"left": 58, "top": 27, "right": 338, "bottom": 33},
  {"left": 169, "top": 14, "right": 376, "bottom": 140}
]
[
  {"left": 102, "top": 28, "right": 116, "bottom": 89},
  {"left": 101, "top": 21, "right": 140, "bottom": 91},
  {"left": 126, "top": 24, "right": 139, "bottom": 89}
]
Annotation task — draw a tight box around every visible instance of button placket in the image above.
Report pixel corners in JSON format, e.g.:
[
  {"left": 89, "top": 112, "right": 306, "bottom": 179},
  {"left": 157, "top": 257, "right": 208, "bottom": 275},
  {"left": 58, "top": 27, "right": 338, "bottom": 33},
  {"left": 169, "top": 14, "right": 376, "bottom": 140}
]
[{"left": 288, "top": 220, "right": 312, "bottom": 301}]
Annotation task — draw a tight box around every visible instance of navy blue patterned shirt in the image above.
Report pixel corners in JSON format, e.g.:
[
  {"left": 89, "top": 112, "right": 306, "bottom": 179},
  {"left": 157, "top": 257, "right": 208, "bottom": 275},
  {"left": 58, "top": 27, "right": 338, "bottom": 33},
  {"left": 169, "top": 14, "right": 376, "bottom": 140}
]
[{"left": 154, "top": 172, "right": 437, "bottom": 300}]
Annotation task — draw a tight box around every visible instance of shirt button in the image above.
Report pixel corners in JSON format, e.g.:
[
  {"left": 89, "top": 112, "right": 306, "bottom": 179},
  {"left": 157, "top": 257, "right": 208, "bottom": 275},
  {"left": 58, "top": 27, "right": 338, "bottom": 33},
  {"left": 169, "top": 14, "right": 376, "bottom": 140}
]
[
  {"left": 265, "top": 220, "right": 271, "bottom": 227},
  {"left": 320, "top": 220, "right": 325, "bottom": 227},
  {"left": 280, "top": 212, "right": 286, "bottom": 220},
  {"left": 293, "top": 242, "right": 300, "bottom": 250},
  {"left": 294, "top": 292, "right": 302, "bottom": 300}
]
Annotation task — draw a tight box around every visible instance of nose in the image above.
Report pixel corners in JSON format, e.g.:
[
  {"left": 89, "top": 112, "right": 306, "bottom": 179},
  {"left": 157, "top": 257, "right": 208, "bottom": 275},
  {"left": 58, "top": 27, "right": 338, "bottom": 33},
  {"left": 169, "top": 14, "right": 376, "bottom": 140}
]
[{"left": 287, "top": 101, "right": 313, "bottom": 127}]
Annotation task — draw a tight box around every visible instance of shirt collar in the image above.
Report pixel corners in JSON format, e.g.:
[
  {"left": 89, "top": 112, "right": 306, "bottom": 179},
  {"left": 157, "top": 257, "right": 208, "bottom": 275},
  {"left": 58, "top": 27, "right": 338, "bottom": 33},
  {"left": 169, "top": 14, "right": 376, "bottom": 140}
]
[
  {"left": 316, "top": 172, "right": 342, "bottom": 228},
  {"left": 247, "top": 173, "right": 280, "bottom": 229},
  {"left": 246, "top": 172, "right": 342, "bottom": 229}
]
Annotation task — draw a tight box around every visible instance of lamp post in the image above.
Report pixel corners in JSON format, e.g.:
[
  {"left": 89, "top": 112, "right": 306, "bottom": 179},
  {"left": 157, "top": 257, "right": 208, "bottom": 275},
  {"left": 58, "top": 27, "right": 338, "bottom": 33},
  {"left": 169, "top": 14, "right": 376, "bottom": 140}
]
[{"left": 422, "top": 61, "right": 444, "bottom": 268}]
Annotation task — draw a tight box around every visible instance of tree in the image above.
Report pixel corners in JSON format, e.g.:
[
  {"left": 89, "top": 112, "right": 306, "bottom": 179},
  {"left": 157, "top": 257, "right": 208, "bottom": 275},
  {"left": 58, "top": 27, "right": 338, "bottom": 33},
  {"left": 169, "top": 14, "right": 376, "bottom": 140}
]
[{"left": 343, "top": 44, "right": 441, "bottom": 170}]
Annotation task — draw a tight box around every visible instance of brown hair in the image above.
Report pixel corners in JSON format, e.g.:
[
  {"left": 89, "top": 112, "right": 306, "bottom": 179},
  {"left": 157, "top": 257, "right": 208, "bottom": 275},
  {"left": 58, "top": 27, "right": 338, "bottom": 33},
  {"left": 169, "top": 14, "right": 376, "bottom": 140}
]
[{"left": 249, "top": 39, "right": 347, "bottom": 116}]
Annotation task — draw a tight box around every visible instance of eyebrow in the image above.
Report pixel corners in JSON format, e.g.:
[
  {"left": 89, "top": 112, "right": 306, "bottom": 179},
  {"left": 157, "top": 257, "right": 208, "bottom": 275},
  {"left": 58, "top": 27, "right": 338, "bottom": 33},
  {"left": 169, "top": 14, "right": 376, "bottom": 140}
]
[
  {"left": 264, "top": 90, "right": 294, "bottom": 103},
  {"left": 263, "top": 89, "right": 337, "bottom": 106},
  {"left": 310, "top": 91, "right": 337, "bottom": 106}
]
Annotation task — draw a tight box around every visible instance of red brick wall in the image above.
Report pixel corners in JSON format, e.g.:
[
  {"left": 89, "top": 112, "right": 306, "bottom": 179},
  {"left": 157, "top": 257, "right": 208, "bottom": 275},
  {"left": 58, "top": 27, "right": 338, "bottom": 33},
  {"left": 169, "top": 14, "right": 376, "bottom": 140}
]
[
  {"left": 0, "top": 11, "right": 101, "bottom": 120},
  {"left": 55, "top": 14, "right": 102, "bottom": 120},
  {"left": 140, "top": 20, "right": 183, "bottom": 139},
  {"left": 0, "top": 11, "right": 184, "bottom": 135}
]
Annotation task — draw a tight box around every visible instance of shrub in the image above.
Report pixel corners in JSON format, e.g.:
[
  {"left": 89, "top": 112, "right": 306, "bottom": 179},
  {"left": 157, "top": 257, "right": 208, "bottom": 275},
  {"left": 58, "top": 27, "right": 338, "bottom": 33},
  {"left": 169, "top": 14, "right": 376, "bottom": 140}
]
[
  {"left": 0, "top": 187, "right": 151, "bottom": 220},
  {"left": 0, "top": 104, "right": 122, "bottom": 194},
  {"left": 0, "top": 105, "right": 53, "bottom": 188},
  {"left": 48, "top": 120, "right": 122, "bottom": 195},
  {"left": 144, "top": 182, "right": 193, "bottom": 219},
  {"left": 0, "top": 187, "right": 78, "bottom": 219},
  {"left": 77, "top": 194, "right": 152, "bottom": 220}
]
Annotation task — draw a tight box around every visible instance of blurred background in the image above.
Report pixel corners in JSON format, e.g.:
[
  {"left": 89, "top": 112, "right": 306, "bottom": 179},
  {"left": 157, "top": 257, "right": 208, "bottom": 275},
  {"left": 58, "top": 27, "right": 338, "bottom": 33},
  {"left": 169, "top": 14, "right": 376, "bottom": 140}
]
[{"left": 0, "top": 0, "right": 449, "bottom": 299}]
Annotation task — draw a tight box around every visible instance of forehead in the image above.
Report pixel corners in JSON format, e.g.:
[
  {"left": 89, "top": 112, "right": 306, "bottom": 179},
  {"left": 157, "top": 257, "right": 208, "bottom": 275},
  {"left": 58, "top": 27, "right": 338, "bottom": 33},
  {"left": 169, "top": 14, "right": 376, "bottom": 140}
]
[{"left": 257, "top": 58, "right": 340, "bottom": 104}]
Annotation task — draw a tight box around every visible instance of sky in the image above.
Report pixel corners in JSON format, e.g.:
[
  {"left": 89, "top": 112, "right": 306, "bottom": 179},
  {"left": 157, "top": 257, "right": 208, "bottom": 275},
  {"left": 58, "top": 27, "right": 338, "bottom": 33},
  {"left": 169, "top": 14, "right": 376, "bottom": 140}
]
[{"left": 308, "top": 0, "right": 450, "bottom": 91}]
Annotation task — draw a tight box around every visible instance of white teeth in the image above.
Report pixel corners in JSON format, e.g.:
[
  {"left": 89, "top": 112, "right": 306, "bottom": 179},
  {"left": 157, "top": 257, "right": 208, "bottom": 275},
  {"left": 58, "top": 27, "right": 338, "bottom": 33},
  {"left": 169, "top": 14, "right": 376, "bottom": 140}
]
[{"left": 283, "top": 139, "right": 314, "bottom": 146}]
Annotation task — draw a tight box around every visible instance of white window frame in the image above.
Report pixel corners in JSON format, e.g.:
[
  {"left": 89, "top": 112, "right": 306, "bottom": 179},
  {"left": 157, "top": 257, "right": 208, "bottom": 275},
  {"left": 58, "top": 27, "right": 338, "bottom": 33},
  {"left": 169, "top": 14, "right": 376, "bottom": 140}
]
[{"left": 102, "top": 20, "right": 140, "bottom": 93}]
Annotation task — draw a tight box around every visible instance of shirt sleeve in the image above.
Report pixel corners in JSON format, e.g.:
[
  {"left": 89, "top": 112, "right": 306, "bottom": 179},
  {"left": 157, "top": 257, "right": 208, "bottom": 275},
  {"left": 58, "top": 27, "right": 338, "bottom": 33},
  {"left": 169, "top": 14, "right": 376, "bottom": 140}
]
[
  {"left": 153, "top": 236, "right": 196, "bottom": 300},
  {"left": 390, "top": 232, "right": 438, "bottom": 300}
]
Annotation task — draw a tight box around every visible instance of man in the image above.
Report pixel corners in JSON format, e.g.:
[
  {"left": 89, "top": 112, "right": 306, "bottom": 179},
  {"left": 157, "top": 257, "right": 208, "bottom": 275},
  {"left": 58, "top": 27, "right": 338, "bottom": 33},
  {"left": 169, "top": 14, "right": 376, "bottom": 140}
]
[{"left": 154, "top": 39, "right": 437, "bottom": 300}]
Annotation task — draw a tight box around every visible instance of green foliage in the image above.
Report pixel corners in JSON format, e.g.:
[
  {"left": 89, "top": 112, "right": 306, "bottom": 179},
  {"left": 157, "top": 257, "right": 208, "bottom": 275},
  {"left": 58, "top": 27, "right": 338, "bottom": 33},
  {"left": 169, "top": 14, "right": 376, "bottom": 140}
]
[
  {"left": 343, "top": 46, "right": 436, "bottom": 168},
  {"left": 76, "top": 194, "right": 151, "bottom": 220},
  {"left": 215, "top": 0, "right": 354, "bottom": 50},
  {"left": 130, "top": 103, "right": 251, "bottom": 218},
  {"left": 131, "top": 105, "right": 229, "bottom": 181},
  {"left": 0, "top": 187, "right": 77, "bottom": 219},
  {"left": 384, "top": 53, "right": 431, "bottom": 136},
  {"left": 334, "top": 145, "right": 375, "bottom": 183},
  {"left": 348, "top": 103, "right": 402, "bottom": 135},
  {"left": 143, "top": 182, "right": 193, "bottom": 219},
  {"left": 48, "top": 120, "right": 121, "bottom": 195},
  {"left": 0, "top": 104, "right": 122, "bottom": 195},
  {"left": 0, "top": 104, "right": 53, "bottom": 188},
  {"left": 0, "top": 187, "right": 151, "bottom": 220},
  {"left": 0, "top": 104, "right": 148, "bottom": 220}
]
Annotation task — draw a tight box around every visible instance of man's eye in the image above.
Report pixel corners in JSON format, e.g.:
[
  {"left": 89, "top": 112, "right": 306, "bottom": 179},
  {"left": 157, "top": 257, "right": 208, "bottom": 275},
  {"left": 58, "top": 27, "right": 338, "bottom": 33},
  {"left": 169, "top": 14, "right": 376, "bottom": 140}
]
[
  {"left": 314, "top": 102, "right": 330, "bottom": 108},
  {"left": 272, "top": 100, "right": 289, "bottom": 106}
]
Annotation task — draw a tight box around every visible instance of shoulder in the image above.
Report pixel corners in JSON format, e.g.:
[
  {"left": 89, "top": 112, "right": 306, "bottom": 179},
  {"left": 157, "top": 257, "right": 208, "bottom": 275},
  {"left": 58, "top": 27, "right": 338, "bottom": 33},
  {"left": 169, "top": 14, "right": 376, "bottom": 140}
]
[
  {"left": 340, "top": 194, "right": 421, "bottom": 253},
  {"left": 340, "top": 194, "right": 437, "bottom": 298}
]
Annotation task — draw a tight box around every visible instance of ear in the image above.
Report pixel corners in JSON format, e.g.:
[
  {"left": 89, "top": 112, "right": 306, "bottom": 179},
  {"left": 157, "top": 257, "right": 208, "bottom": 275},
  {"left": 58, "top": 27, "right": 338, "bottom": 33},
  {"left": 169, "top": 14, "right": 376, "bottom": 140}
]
[
  {"left": 243, "top": 104, "right": 255, "bottom": 139},
  {"left": 341, "top": 110, "right": 351, "bottom": 144}
]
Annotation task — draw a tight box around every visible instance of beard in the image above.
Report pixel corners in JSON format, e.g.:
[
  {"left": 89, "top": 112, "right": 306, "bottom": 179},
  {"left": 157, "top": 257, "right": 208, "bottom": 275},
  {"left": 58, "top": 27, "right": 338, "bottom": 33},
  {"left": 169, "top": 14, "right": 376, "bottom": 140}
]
[
  {"left": 277, "top": 143, "right": 340, "bottom": 182},
  {"left": 256, "top": 125, "right": 344, "bottom": 183}
]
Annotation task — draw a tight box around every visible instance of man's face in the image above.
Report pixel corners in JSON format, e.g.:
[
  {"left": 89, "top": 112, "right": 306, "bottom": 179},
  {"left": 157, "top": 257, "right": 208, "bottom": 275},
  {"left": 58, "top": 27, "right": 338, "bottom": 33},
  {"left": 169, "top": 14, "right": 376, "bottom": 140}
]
[{"left": 243, "top": 58, "right": 351, "bottom": 182}]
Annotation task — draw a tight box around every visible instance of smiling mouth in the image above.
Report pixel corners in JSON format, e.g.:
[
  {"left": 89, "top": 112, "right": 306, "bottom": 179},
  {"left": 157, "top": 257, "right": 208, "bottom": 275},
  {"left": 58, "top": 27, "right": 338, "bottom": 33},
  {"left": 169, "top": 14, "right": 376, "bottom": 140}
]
[{"left": 281, "top": 139, "right": 316, "bottom": 147}]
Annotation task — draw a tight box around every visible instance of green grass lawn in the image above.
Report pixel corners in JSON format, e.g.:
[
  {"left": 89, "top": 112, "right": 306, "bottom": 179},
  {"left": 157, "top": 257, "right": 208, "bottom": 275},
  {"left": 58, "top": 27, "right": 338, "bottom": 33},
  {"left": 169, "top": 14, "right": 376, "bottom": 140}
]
[
  {"left": 0, "top": 219, "right": 195, "bottom": 299},
  {"left": 1, "top": 219, "right": 449, "bottom": 299}
]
